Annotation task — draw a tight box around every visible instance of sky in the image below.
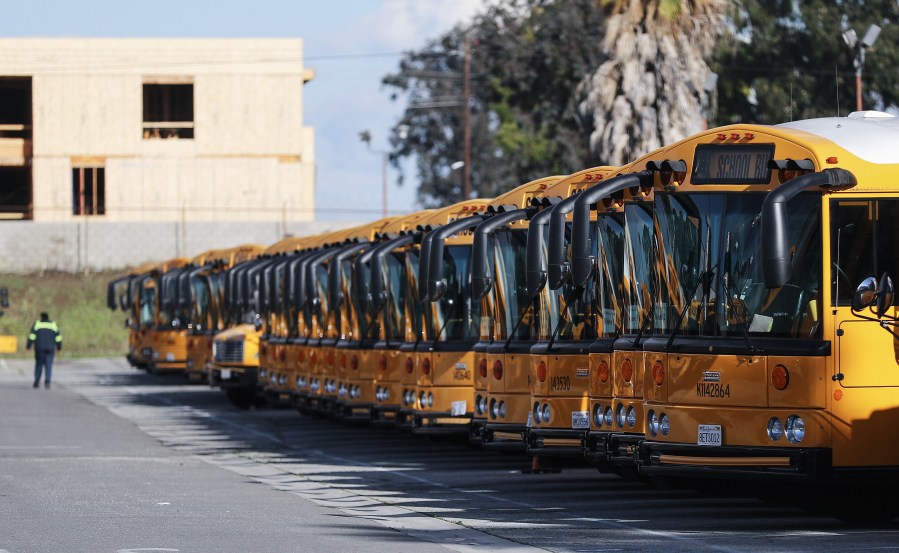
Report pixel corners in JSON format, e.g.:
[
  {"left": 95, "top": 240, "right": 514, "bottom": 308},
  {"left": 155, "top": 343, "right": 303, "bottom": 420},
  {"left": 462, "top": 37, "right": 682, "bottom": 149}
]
[{"left": 7, "top": 0, "right": 487, "bottom": 221}]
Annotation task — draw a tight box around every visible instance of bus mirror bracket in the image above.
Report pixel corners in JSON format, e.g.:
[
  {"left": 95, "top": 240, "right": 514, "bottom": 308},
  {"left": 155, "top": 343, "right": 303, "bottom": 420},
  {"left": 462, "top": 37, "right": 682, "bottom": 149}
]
[
  {"left": 472, "top": 208, "right": 531, "bottom": 301},
  {"left": 761, "top": 168, "right": 857, "bottom": 289}
]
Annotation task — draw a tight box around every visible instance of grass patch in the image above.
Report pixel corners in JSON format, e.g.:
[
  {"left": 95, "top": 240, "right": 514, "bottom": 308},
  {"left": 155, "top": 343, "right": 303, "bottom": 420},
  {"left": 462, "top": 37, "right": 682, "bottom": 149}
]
[{"left": 0, "top": 272, "right": 128, "bottom": 359}]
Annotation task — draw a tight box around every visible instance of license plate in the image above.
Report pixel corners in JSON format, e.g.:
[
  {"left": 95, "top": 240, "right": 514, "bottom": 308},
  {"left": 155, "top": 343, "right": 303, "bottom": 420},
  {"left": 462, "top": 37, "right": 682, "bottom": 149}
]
[
  {"left": 451, "top": 400, "right": 467, "bottom": 416},
  {"left": 571, "top": 411, "right": 589, "bottom": 429},
  {"left": 220, "top": 369, "right": 231, "bottom": 379},
  {"left": 697, "top": 424, "right": 722, "bottom": 446}
]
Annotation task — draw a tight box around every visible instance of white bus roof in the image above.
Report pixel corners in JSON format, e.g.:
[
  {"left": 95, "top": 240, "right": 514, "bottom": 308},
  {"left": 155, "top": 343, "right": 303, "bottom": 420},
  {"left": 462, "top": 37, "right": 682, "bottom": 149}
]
[{"left": 778, "top": 112, "right": 899, "bottom": 164}]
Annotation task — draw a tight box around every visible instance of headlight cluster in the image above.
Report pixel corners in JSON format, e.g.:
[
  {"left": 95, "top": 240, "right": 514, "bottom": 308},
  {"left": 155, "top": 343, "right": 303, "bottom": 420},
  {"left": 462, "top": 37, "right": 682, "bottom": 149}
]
[
  {"left": 309, "top": 378, "right": 321, "bottom": 391},
  {"left": 475, "top": 395, "right": 487, "bottom": 416},
  {"left": 417, "top": 391, "right": 434, "bottom": 409},
  {"left": 489, "top": 399, "right": 506, "bottom": 419},
  {"left": 324, "top": 379, "right": 337, "bottom": 393},
  {"left": 532, "top": 402, "right": 552, "bottom": 424},
  {"left": 768, "top": 415, "right": 805, "bottom": 443},
  {"left": 338, "top": 383, "right": 347, "bottom": 397},
  {"left": 278, "top": 375, "right": 287, "bottom": 386},
  {"left": 403, "top": 389, "right": 414, "bottom": 406},
  {"left": 269, "top": 373, "right": 277, "bottom": 385},
  {"left": 375, "top": 386, "right": 391, "bottom": 402},
  {"left": 348, "top": 385, "right": 361, "bottom": 400},
  {"left": 646, "top": 410, "right": 671, "bottom": 437},
  {"left": 296, "top": 375, "right": 307, "bottom": 388},
  {"left": 260, "top": 369, "right": 268, "bottom": 379}
]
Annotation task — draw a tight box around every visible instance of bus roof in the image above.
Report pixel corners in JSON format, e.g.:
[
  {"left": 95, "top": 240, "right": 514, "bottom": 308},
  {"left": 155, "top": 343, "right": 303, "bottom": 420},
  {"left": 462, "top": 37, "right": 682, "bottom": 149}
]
[{"left": 778, "top": 112, "right": 899, "bottom": 165}]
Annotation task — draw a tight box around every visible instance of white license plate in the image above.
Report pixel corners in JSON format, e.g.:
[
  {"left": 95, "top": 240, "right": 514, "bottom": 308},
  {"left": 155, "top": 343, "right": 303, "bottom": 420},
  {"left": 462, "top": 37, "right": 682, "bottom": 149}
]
[
  {"left": 697, "top": 424, "right": 722, "bottom": 446},
  {"left": 571, "top": 411, "right": 589, "bottom": 429},
  {"left": 220, "top": 369, "right": 231, "bottom": 379},
  {"left": 451, "top": 400, "right": 467, "bottom": 416}
]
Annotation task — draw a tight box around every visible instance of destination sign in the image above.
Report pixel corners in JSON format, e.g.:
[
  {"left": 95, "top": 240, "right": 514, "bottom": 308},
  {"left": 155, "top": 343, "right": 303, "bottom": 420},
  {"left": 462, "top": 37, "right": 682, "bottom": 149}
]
[{"left": 691, "top": 144, "right": 774, "bottom": 185}]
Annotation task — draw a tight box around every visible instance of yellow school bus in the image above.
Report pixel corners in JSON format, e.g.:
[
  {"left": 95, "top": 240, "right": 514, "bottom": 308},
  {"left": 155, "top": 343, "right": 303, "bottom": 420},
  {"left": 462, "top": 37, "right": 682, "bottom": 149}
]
[
  {"left": 143, "top": 257, "right": 190, "bottom": 373},
  {"left": 416, "top": 199, "right": 491, "bottom": 434},
  {"left": 561, "top": 157, "right": 656, "bottom": 472},
  {"left": 344, "top": 210, "right": 434, "bottom": 424},
  {"left": 210, "top": 236, "right": 304, "bottom": 408},
  {"left": 627, "top": 112, "right": 899, "bottom": 515},
  {"left": 467, "top": 176, "right": 564, "bottom": 449},
  {"left": 298, "top": 222, "right": 394, "bottom": 414},
  {"left": 293, "top": 227, "right": 361, "bottom": 413},
  {"left": 258, "top": 237, "right": 314, "bottom": 406},
  {"left": 184, "top": 244, "right": 265, "bottom": 383},
  {"left": 107, "top": 261, "right": 158, "bottom": 369},
  {"left": 329, "top": 217, "right": 400, "bottom": 420},
  {"left": 525, "top": 167, "right": 620, "bottom": 463}
]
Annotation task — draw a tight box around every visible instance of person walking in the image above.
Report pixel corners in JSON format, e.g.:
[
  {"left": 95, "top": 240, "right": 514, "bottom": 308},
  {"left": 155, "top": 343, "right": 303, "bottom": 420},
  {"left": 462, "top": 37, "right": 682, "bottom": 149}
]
[{"left": 27, "top": 312, "right": 62, "bottom": 389}]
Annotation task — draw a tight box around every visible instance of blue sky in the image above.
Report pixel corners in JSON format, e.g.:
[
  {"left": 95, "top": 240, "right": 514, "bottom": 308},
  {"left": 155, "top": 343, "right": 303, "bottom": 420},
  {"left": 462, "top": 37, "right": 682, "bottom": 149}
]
[{"left": 8, "top": 0, "right": 486, "bottom": 221}]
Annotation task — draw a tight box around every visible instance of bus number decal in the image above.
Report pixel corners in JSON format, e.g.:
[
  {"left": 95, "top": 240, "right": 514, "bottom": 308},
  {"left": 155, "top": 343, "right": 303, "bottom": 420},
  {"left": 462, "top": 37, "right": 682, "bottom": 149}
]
[
  {"left": 551, "top": 376, "right": 570, "bottom": 391},
  {"left": 696, "top": 382, "right": 731, "bottom": 398}
]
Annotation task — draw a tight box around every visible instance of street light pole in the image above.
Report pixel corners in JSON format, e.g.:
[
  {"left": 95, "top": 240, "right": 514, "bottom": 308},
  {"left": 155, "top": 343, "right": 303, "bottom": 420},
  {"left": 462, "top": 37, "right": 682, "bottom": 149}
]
[
  {"left": 359, "top": 130, "right": 388, "bottom": 218},
  {"left": 844, "top": 24, "right": 881, "bottom": 112}
]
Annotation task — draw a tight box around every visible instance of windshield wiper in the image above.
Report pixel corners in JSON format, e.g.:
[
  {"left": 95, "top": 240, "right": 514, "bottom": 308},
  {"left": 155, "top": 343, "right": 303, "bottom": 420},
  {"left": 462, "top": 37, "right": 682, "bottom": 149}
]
[{"left": 720, "top": 231, "right": 762, "bottom": 354}]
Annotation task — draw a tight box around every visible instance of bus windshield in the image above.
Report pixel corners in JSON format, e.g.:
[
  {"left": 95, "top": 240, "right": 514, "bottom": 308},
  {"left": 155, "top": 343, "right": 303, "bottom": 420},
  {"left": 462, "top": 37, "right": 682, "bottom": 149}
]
[
  {"left": 191, "top": 275, "right": 211, "bottom": 331},
  {"left": 384, "top": 252, "right": 406, "bottom": 341},
  {"left": 623, "top": 203, "right": 654, "bottom": 334},
  {"left": 425, "top": 245, "right": 479, "bottom": 341},
  {"left": 595, "top": 214, "right": 625, "bottom": 338},
  {"left": 654, "top": 191, "right": 821, "bottom": 339},
  {"left": 543, "top": 222, "right": 600, "bottom": 342},
  {"left": 405, "top": 251, "right": 423, "bottom": 341},
  {"left": 495, "top": 229, "right": 534, "bottom": 341}
]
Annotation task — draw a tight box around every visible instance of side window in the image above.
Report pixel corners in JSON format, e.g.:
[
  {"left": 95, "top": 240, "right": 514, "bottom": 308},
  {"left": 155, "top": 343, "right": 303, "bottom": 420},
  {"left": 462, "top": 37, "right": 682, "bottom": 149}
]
[
  {"left": 72, "top": 166, "right": 105, "bottom": 215},
  {"left": 142, "top": 82, "right": 194, "bottom": 139},
  {"left": 831, "top": 199, "right": 899, "bottom": 306}
]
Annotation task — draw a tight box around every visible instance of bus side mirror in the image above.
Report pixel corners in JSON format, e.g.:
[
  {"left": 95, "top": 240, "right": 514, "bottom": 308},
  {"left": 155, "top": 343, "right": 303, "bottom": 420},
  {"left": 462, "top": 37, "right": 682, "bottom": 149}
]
[
  {"left": 0, "top": 287, "right": 8, "bottom": 309},
  {"left": 876, "top": 272, "right": 894, "bottom": 318},
  {"left": 851, "top": 277, "right": 877, "bottom": 312}
]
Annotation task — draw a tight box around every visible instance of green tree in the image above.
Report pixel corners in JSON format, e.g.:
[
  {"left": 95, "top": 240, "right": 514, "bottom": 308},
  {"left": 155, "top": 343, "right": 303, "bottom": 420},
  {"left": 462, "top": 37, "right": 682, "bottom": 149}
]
[
  {"left": 383, "top": 0, "right": 604, "bottom": 207},
  {"left": 713, "top": 0, "right": 899, "bottom": 125}
]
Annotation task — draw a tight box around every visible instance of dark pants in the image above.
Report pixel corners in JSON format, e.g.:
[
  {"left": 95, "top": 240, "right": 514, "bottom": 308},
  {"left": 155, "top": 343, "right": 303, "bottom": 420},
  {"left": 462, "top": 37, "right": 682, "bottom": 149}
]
[{"left": 34, "top": 349, "right": 55, "bottom": 385}]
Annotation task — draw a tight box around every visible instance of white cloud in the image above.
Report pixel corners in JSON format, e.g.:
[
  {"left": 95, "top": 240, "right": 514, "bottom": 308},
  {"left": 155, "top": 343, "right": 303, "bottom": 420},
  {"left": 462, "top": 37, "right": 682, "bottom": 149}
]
[{"left": 352, "top": 0, "right": 488, "bottom": 50}]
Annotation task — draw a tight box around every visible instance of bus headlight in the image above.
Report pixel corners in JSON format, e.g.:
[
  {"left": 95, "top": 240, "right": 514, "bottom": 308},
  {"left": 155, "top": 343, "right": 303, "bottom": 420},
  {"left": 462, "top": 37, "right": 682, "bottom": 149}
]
[
  {"left": 498, "top": 401, "right": 506, "bottom": 419},
  {"left": 427, "top": 392, "right": 434, "bottom": 408},
  {"left": 767, "top": 417, "right": 784, "bottom": 441},
  {"left": 616, "top": 404, "right": 626, "bottom": 428},
  {"left": 418, "top": 391, "right": 426, "bottom": 408},
  {"left": 785, "top": 415, "right": 805, "bottom": 443},
  {"left": 260, "top": 369, "right": 267, "bottom": 379},
  {"left": 603, "top": 406, "right": 614, "bottom": 427},
  {"left": 383, "top": 387, "right": 390, "bottom": 402},
  {"left": 475, "top": 395, "right": 485, "bottom": 416},
  {"left": 403, "top": 389, "right": 412, "bottom": 406},
  {"left": 593, "top": 404, "right": 604, "bottom": 427},
  {"left": 541, "top": 403, "right": 551, "bottom": 424},
  {"left": 490, "top": 398, "right": 499, "bottom": 419},
  {"left": 533, "top": 402, "right": 542, "bottom": 424},
  {"left": 626, "top": 406, "right": 637, "bottom": 429},
  {"left": 659, "top": 413, "right": 670, "bottom": 436},
  {"left": 648, "top": 410, "right": 659, "bottom": 436}
]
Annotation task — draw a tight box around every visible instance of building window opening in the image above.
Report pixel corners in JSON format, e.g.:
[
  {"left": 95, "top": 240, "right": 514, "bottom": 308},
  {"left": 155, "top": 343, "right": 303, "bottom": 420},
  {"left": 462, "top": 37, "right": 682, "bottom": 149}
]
[
  {"left": 0, "top": 167, "right": 32, "bottom": 220},
  {"left": 72, "top": 167, "right": 105, "bottom": 216},
  {"left": 143, "top": 83, "right": 194, "bottom": 139}
]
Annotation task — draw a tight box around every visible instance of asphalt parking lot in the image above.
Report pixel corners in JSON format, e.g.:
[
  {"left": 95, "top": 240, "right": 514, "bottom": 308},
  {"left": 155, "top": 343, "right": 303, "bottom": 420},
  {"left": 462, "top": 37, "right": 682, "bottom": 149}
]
[{"left": 2, "top": 357, "right": 898, "bottom": 553}]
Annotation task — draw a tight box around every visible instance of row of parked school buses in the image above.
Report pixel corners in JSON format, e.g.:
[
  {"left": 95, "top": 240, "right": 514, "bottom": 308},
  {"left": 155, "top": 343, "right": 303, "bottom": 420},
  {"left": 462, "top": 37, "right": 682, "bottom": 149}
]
[{"left": 109, "top": 112, "right": 899, "bottom": 518}]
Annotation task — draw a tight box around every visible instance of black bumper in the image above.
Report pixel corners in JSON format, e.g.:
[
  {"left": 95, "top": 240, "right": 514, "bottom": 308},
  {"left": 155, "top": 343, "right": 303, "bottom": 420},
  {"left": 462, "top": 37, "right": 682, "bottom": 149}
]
[
  {"left": 212, "top": 367, "right": 258, "bottom": 390},
  {"left": 638, "top": 441, "right": 833, "bottom": 482},
  {"left": 527, "top": 428, "right": 587, "bottom": 458},
  {"left": 413, "top": 411, "right": 472, "bottom": 436},
  {"left": 483, "top": 423, "right": 527, "bottom": 452}
]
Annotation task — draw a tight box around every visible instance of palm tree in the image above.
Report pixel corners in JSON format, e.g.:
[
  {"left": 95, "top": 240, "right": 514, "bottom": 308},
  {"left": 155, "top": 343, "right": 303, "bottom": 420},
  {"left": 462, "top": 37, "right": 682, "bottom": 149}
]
[{"left": 578, "top": 0, "right": 727, "bottom": 165}]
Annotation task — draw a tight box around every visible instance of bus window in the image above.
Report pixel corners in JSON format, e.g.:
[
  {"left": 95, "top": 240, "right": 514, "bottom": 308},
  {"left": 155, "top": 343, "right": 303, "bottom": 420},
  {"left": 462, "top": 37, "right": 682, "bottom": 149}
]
[{"left": 831, "top": 198, "right": 899, "bottom": 307}]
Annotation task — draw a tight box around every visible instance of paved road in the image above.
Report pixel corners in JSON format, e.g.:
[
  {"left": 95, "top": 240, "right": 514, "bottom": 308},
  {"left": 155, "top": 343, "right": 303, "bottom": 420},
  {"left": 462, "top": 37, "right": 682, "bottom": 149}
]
[{"left": 2, "top": 357, "right": 898, "bottom": 553}]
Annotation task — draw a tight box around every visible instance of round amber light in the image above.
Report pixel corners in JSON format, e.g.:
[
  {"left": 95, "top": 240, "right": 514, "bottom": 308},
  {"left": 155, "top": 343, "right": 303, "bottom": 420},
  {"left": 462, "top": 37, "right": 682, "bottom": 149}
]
[
  {"left": 652, "top": 360, "right": 665, "bottom": 386},
  {"left": 537, "top": 361, "right": 547, "bottom": 383},
  {"left": 421, "top": 358, "right": 431, "bottom": 375},
  {"left": 478, "top": 358, "right": 488, "bottom": 378},
  {"left": 772, "top": 364, "right": 790, "bottom": 391},
  {"left": 492, "top": 360, "right": 504, "bottom": 380},
  {"left": 621, "top": 358, "right": 634, "bottom": 383},
  {"left": 404, "top": 357, "right": 414, "bottom": 374},
  {"left": 597, "top": 360, "right": 609, "bottom": 383}
]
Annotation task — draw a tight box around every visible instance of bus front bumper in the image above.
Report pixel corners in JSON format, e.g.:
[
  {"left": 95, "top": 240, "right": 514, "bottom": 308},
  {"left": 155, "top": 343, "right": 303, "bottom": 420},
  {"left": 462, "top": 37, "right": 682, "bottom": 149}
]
[{"left": 638, "top": 441, "right": 832, "bottom": 482}]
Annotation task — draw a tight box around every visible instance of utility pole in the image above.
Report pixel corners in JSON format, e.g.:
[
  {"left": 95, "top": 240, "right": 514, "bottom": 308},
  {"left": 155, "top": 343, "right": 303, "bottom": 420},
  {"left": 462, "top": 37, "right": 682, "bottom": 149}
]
[{"left": 462, "top": 32, "right": 472, "bottom": 201}]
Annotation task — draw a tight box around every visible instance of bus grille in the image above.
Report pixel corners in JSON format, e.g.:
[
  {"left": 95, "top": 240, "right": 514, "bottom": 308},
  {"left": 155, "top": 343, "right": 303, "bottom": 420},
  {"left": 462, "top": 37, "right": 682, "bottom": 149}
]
[{"left": 214, "top": 340, "right": 244, "bottom": 363}]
